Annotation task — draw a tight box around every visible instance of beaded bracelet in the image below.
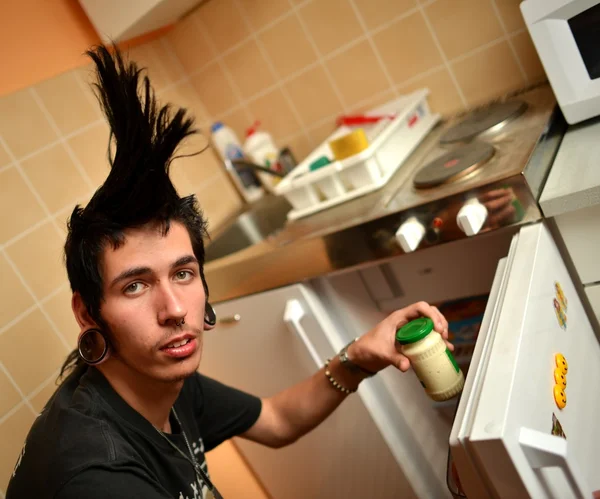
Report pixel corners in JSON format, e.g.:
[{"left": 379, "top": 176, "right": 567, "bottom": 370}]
[{"left": 324, "top": 358, "right": 357, "bottom": 394}]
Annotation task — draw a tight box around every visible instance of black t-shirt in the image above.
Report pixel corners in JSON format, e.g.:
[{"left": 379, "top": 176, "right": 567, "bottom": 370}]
[{"left": 6, "top": 366, "right": 262, "bottom": 499}]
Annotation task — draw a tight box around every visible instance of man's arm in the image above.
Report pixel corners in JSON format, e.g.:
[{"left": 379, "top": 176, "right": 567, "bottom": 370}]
[{"left": 241, "top": 302, "right": 450, "bottom": 448}]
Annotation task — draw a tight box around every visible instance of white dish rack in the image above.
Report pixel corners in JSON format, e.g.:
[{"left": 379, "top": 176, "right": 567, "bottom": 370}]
[{"left": 275, "top": 89, "right": 440, "bottom": 220}]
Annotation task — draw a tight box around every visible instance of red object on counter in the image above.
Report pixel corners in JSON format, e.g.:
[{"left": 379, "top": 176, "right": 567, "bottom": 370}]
[{"left": 336, "top": 114, "right": 396, "bottom": 126}]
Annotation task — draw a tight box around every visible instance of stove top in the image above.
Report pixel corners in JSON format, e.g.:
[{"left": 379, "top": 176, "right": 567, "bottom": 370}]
[
  {"left": 439, "top": 100, "right": 528, "bottom": 145},
  {"left": 276, "top": 83, "right": 565, "bottom": 255},
  {"left": 413, "top": 142, "right": 496, "bottom": 189}
]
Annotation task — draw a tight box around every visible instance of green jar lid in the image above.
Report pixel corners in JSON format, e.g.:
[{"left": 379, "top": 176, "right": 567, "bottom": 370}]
[
  {"left": 309, "top": 155, "right": 331, "bottom": 171},
  {"left": 396, "top": 317, "right": 434, "bottom": 345}
]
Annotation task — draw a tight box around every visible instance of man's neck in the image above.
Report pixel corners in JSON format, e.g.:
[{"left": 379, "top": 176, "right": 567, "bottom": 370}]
[{"left": 97, "top": 361, "right": 183, "bottom": 433}]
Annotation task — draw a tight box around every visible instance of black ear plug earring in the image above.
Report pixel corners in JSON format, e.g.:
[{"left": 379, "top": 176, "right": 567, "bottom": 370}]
[
  {"left": 78, "top": 328, "right": 109, "bottom": 365},
  {"left": 204, "top": 302, "right": 217, "bottom": 327}
]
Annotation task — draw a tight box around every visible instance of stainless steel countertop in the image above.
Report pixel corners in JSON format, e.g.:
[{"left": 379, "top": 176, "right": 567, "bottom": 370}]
[{"left": 205, "top": 86, "right": 562, "bottom": 304}]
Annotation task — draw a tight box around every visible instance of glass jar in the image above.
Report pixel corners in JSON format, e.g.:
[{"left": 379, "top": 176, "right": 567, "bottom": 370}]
[{"left": 396, "top": 317, "right": 464, "bottom": 401}]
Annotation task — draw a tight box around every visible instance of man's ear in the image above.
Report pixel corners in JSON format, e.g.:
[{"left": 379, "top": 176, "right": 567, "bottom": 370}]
[{"left": 72, "top": 292, "right": 98, "bottom": 330}]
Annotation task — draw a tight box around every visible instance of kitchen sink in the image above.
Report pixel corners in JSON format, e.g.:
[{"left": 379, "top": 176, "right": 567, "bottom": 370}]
[{"left": 204, "top": 195, "right": 292, "bottom": 262}]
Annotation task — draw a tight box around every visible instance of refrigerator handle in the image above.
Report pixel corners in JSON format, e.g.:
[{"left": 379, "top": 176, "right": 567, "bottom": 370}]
[
  {"left": 284, "top": 299, "right": 323, "bottom": 369},
  {"left": 519, "top": 427, "right": 591, "bottom": 498}
]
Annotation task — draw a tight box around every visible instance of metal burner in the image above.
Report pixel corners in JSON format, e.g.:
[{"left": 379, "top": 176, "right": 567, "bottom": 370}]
[
  {"left": 440, "top": 100, "right": 528, "bottom": 144},
  {"left": 414, "top": 142, "right": 496, "bottom": 189}
]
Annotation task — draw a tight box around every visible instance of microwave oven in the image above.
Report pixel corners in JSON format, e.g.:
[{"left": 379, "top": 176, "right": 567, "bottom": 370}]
[{"left": 521, "top": 0, "right": 600, "bottom": 124}]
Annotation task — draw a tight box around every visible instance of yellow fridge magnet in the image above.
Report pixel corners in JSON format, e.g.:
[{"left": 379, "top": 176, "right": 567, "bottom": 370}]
[
  {"left": 553, "top": 298, "right": 567, "bottom": 329},
  {"left": 555, "top": 281, "right": 568, "bottom": 311}
]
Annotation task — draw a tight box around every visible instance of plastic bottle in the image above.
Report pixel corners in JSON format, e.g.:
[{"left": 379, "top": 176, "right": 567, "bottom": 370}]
[
  {"left": 210, "top": 121, "right": 263, "bottom": 203},
  {"left": 243, "top": 121, "right": 279, "bottom": 169},
  {"left": 396, "top": 317, "right": 464, "bottom": 401}
]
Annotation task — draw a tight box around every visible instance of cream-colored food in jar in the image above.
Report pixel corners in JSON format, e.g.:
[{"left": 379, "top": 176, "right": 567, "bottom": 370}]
[{"left": 396, "top": 317, "right": 464, "bottom": 401}]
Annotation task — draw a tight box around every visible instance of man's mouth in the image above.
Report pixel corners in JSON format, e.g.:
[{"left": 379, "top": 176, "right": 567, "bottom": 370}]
[{"left": 165, "top": 338, "right": 191, "bottom": 349}]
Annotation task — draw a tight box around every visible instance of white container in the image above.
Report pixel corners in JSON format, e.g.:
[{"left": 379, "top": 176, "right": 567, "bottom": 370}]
[
  {"left": 274, "top": 89, "right": 440, "bottom": 220},
  {"left": 211, "top": 121, "right": 264, "bottom": 203},
  {"left": 243, "top": 121, "right": 280, "bottom": 193},
  {"left": 396, "top": 317, "right": 464, "bottom": 402}
]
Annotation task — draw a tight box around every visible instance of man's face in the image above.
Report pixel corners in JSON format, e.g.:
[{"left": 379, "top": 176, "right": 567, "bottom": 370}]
[{"left": 99, "top": 221, "right": 206, "bottom": 383}]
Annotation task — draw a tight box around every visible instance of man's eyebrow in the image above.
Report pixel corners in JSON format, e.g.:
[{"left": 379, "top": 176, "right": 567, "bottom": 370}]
[
  {"left": 110, "top": 266, "right": 152, "bottom": 288},
  {"left": 171, "top": 255, "right": 199, "bottom": 269}
]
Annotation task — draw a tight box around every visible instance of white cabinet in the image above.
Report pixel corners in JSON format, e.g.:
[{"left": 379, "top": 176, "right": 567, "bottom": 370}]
[
  {"left": 78, "top": 0, "right": 203, "bottom": 43},
  {"left": 554, "top": 204, "right": 600, "bottom": 286},
  {"left": 201, "top": 284, "right": 416, "bottom": 499}
]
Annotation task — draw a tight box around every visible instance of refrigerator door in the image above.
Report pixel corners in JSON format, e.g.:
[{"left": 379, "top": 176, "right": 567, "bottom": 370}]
[{"left": 450, "top": 222, "right": 600, "bottom": 498}]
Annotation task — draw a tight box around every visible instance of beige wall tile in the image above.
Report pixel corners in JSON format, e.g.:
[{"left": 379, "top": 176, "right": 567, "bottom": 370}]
[
  {"left": 299, "top": 0, "right": 364, "bottom": 56},
  {"left": 216, "top": 106, "right": 252, "bottom": 140},
  {"left": 373, "top": 12, "right": 443, "bottom": 85},
  {"left": 0, "top": 141, "right": 11, "bottom": 168},
  {"left": 453, "top": 41, "right": 525, "bottom": 106},
  {"left": 0, "top": 88, "right": 58, "bottom": 159},
  {"left": 495, "top": 0, "right": 526, "bottom": 33},
  {"left": 170, "top": 160, "right": 195, "bottom": 198},
  {"left": 198, "top": 0, "right": 249, "bottom": 53},
  {"left": 282, "top": 133, "right": 312, "bottom": 163},
  {"left": 0, "top": 368, "right": 21, "bottom": 420},
  {"left": 284, "top": 66, "right": 344, "bottom": 126},
  {"left": 68, "top": 122, "right": 111, "bottom": 188},
  {"left": 176, "top": 143, "right": 224, "bottom": 189},
  {"left": 191, "top": 62, "right": 239, "bottom": 116},
  {"left": 167, "top": 13, "right": 215, "bottom": 74},
  {"left": 5, "top": 222, "right": 65, "bottom": 301},
  {"left": 238, "top": 0, "right": 290, "bottom": 30},
  {"left": 511, "top": 31, "right": 546, "bottom": 83},
  {"left": 0, "top": 253, "right": 34, "bottom": 329},
  {"left": 159, "top": 82, "right": 212, "bottom": 128},
  {"left": 0, "top": 167, "right": 46, "bottom": 244},
  {"left": 327, "top": 40, "right": 390, "bottom": 106},
  {"left": 197, "top": 174, "right": 243, "bottom": 232},
  {"left": 353, "top": 0, "right": 417, "bottom": 30},
  {"left": 35, "top": 72, "right": 99, "bottom": 136},
  {"left": 347, "top": 89, "right": 395, "bottom": 114},
  {"left": 223, "top": 40, "right": 276, "bottom": 100},
  {"left": 42, "top": 286, "right": 79, "bottom": 349},
  {"left": 127, "top": 43, "right": 173, "bottom": 92},
  {"left": 248, "top": 88, "right": 302, "bottom": 141},
  {"left": 0, "top": 310, "right": 67, "bottom": 396},
  {"left": 398, "top": 68, "right": 465, "bottom": 116},
  {"left": 0, "top": 405, "right": 35, "bottom": 491},
  {"left": 425, "top": 0, "right": 503, "bottom": 60},
  {"left": 21, "top": 144, "right": 90, "bottom": 214},
  {"left": 30, "top": 380, "right": 59, "bottom": 413},
  {"left": 149, "top": 39, "right": 185, "bottom": 83},
  {"left": 259, "top": 15, "right": 318, "bottom": 79},
  {"left": 307, "top": 120, "right": 338, "bottom": 149}
]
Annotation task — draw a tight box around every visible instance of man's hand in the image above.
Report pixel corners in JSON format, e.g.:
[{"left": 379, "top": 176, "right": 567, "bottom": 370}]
[{"left": 350, "top": 301, "right": 452, "bottom": 373}]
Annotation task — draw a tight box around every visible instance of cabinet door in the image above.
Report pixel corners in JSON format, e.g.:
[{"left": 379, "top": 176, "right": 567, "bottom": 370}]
[{"left": 201, "top": 284, "right": 414, "bottom": 499}]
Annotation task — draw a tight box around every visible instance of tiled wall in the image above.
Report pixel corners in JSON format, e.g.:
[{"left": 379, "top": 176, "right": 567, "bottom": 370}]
[
  {"left": 0, "top": 38, "right": 244, "bottom": 494},
  {"left": 164, "top": 0, "right": 545, "bottom": 162}
]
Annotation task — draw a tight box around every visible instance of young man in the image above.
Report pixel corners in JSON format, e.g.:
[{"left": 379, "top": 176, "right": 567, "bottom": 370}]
[{"left": 6, "top": 46, "right": 451, "bottom": 499}]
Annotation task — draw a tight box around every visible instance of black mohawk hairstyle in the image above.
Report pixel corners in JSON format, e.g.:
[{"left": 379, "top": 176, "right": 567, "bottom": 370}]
[{"left": 82, "top": 44, "right": 198, "bottom": 222}]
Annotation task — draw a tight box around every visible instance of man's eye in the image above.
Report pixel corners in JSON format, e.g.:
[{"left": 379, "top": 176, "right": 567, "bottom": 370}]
[
  {"left": 175, "top": 270, "right": 193, "bottom": 281},
  {"left": 124, "top": 282, "right": 145, "bottom": 295}
]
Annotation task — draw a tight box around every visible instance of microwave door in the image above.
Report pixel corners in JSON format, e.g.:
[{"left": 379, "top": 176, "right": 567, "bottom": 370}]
[{"left": 450, "top": 222, "right": 600, "bottom": 499}]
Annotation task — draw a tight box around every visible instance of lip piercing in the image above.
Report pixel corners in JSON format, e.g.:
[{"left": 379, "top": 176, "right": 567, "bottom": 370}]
[{"left": 175, "top": 318, "right": 185, "bottom": 327}]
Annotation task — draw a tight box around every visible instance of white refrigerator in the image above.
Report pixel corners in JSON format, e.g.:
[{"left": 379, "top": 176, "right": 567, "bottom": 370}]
[{"left": 450, "top": 222, "right": 600, "bottom": 498}]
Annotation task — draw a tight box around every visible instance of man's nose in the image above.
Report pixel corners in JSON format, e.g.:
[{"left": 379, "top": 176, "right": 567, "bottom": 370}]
[{"left": 156, "top": 282, "right": 187, "bottom": 326}]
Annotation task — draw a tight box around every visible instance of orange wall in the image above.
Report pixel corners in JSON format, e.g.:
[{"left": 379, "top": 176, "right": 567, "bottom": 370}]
[{"left": 0, "top": 0, "right": 100, "bottom": 96}]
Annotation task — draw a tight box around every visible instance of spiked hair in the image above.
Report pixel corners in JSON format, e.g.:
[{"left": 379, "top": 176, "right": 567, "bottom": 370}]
[{"left": 60, "top": 45, "right": 208, "bottom": 378}]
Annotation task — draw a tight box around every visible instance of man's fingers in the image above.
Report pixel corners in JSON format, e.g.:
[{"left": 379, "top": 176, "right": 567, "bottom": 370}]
[{"left": 394, "top": 354, "right": 411, "bottom": 372}]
